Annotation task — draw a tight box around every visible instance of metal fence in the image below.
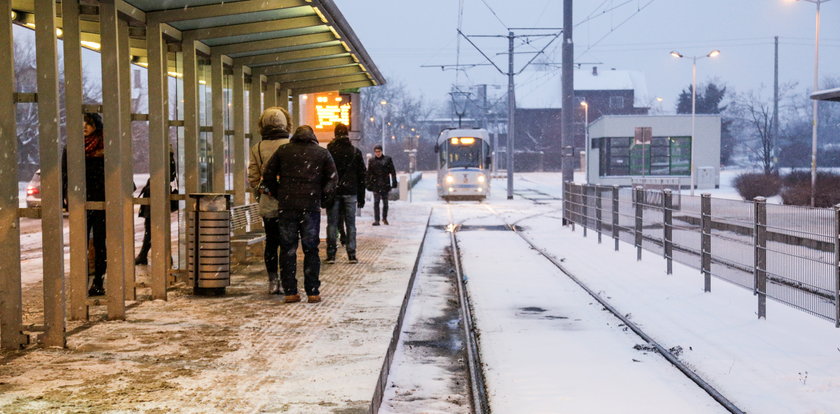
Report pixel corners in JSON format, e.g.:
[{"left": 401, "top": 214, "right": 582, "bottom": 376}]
[{"left": 563, "top": 182, "right": 840, "bottom": 326}]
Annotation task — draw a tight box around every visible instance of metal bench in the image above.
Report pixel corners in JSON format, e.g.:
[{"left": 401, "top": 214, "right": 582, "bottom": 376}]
[{"left": 230, "top": 203, "right": 265, "bottom": 263}]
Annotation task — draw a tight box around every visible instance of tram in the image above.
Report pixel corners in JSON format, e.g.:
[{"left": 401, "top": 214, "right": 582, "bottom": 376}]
[{"left": 435, "top": 128, "right": 491, "bottom": 201}]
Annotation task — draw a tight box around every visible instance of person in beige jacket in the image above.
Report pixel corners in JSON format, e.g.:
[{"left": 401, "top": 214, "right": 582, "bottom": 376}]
[{"left": 248, "top": 106, "right": 291, "bottom": 295}]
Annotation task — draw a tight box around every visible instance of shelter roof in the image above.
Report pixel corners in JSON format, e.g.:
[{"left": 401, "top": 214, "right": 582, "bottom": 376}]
[
  {"left": 811, "top": 87, "right": 840, "bottom": 102},
  {"left": 10, "top": 0, "right": 384, "bottom": 93}
]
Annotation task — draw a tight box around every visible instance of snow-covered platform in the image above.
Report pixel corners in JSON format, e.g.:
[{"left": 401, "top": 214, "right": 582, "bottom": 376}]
[{"left": 0, "top": 201, "right": 431, "bottom": 413}]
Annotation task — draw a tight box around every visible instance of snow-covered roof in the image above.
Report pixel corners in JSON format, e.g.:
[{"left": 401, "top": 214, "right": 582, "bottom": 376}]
[{"left": 515, "top": 66, "right": 650, "bottom": 109}]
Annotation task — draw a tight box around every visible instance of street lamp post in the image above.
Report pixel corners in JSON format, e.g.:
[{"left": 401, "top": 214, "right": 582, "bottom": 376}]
[
  {"left": 792, "top": 0, "right": 831, "bottom": 207},
  {"left": 580, "top": 100, "right": 589, "bottom": 183},
  {"left": 670, "top": 49, "right": 720, "bottom": 196},
  {"left": 379, "top": 100, "right": 388, "bottom": 153}
]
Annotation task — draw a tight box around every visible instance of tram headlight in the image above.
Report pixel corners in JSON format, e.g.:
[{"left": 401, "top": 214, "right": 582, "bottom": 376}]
[
  {"left": 477, "top": 174, "right": 486, "bottom": 183},
  {"left": 445, "top": 175, "right": 454, "bottom": 183},
  {"left": 448, "top": 187, "right": 454, "bottom": 193}
]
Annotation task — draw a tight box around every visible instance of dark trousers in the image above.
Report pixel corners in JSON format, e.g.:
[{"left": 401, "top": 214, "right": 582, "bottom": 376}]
[
  {"left": 327, "top": 195, "right": 357, "bottom": 257},
  {"left": 373, "top": 190, "right": 390, "bottom": 222},
  {"left": 87, "top": 210, "right": 107, "bottom": 279},
  {"left": 277, "top": 209, "right": 321, "bottom": 296},
  {"left": 137, "top": 215, "right": 152, "bottom": 260},
  {"left": 262, "top": 217, "right": 281, "bottom": 274}
]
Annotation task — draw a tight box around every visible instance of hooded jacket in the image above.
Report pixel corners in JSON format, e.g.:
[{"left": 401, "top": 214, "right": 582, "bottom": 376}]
[
  {"left": 327, "top": 136, "right": 366, "bottom": 199},
  {"left": 261, "top": 128, "right": 337, "bottom": 212},
  {"left": 248, "top": 130, "right": 291, "bottom": 217}
]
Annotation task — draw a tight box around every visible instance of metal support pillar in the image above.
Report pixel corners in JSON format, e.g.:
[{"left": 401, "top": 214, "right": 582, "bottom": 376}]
[
  {"left": 62, "top": 0, "right": 89, "bottom": 320},
  {"left": 701, "top": 193, "right": 712, "bottom": 292},
  {"left": 278, "top": 87, "right": 290, "bottom": 117},
  {"left": 232, "top": 64, "right": 247, "bottom": 206},
  {"left": 562, "top": 181, "right": 569, "bottom": 225},
  {"left": 292, "top": 93, "right": 301, "bottom": 127},
  {"left": 0, "top": 1, "right": 27, "bottom": 349},
  {"left": 249, "top": 68, "right": 263, "bottom": 143},
  {"left": 664, "top": 189, "right": 674, "bottom": 275},
  {"left": 754, "top": 197, "right": 767, "bottom": 319},
  {"left": 264, "top": 78, "right": 278, "bottom": 108},
  {"left": 182, "top": 39, "right": 200, "bottom": 194},
  {"left": 612, "top": 186, "right": 619, "bottom": 251},
  {"left": 35, "top": 0, "right": 67, "bottom": 346},
  {"left": 211, "top": 53, "right": 226, "bottom": 193},
  {"left": 100, "top": 0, "right": 127, "bottom": 319},
  {"left": 147, "top": 21, "right": 170, "bottom": 300},
  {"left": 634, "top": 186, "right": 643, "bottom": 261},
  {"left": 118, "top": 18, "right": 135, "bottom": 302}
]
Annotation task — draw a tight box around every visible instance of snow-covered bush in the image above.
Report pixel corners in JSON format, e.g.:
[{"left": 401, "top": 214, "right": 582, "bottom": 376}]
[
  {"left": 780, "top": 170, "right": 840, "bottom": 207},
  {"left": 732, "top": 172, "right": 781, "bottom": 201}
]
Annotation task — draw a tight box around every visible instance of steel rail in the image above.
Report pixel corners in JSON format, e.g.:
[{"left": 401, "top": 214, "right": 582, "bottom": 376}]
[
  {"left": 480, "top": 203, "right": 746, "bottom": 414},
  {"left": 446, "top": 205, "right": 490, "bottom": 414}
]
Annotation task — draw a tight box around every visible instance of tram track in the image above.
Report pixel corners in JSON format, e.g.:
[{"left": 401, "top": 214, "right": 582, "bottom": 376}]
[{"left": 477, "top": 199, "right": 746, "bottom": 414}]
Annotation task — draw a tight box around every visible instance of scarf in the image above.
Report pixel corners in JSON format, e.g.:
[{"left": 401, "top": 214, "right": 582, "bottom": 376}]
[{"left": 85, "top": 133, "right": 104, "bottom": 157}]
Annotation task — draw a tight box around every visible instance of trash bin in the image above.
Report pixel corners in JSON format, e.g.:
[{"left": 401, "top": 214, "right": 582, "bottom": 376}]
[{"left": 187, "top": 193, "right": 231, "bottom": 296}]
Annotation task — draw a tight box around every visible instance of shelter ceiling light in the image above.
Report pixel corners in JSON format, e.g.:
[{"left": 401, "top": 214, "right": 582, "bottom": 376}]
[
  {"left": 11, "top": 11, "right": 17, "bottom": 20},
  {"left": 55, "top": 28, "right": 63, "bottom": 37},
  {"left": 80, "top": 40, "right": 101, "bottom": 50}
]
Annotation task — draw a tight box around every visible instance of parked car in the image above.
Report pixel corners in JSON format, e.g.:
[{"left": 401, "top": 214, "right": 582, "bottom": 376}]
[{"left": 25, "top": 170, "right": 40, "bottom": 208}]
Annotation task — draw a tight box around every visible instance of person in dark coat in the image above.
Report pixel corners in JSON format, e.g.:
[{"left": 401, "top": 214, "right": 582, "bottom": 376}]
[
  {"left": 366, "top": 144, "right": 397, "bottom": 225},
  {"left": 62, "top": 112, "right": 107, "bottom": 296},
  {"left": 261, "top": 125, "right": 338, "bottom": 304},
  {"left": 325, "top": 123, "right": 366, "bottom": 264},
  {"left": 134, "top": 146, "right": 177, "bottom": 266}
]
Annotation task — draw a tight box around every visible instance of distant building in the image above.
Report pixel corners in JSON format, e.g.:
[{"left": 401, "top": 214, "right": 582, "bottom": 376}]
[
  {"left": 586, "top": 114, "right": 721, "bottom": 188},
  {"left": 514, "top": 66, "right": 651, "bottom": 171}
]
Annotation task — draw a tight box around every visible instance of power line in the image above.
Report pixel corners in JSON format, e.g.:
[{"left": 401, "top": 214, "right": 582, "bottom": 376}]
[{"left": 477, "top": 0, "right": 508, "bottom": 30}]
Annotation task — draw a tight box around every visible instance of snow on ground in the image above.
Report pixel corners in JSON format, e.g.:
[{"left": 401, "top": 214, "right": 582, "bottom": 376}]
[
  {"left": 448, "top": 186, "right": 726, "bottom": 413},
  {"left": 1, "top": 180, "right": 431, "bottom": 413},
  {"left": 505, "top": 173, "right": 840, "bottom": 413},
  {"left": 5, "top": 171, "right": 840, "bottom": 413}
]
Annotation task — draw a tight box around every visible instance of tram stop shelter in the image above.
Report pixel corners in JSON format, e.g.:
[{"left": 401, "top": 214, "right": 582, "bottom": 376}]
[
  {"left": 812, "top": 87, "right": 840, "bottom": 102},
  {"left": 0, "top": 0, "right": 384, "bottom": 350}
]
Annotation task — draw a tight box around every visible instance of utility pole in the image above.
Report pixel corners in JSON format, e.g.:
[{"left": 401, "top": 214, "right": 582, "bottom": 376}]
[
  {"left": 507, "top": 31, "right": 515, "bottom": 199},
  {"left": 561, "top": 0, "right": 575, "bottom": 183},
  {"left": 773, "top": 36, "right": 779, "bottom": 172},
  {"left": 458, "top": 28, "right": 562, "bottom": 199}
]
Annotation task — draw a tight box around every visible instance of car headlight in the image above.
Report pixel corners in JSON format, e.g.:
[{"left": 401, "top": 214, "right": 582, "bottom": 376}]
[
  {"left": 477, "top": 174, "right": 486, "bottom": 183},
  {"left": 445, "top": 175, "right": 454, "bottom": 183}
]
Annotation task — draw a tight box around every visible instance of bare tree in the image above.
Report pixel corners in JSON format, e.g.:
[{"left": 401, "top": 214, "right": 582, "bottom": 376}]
[{"left": 731, "top": 84, "right": 797, "bottom": 174}]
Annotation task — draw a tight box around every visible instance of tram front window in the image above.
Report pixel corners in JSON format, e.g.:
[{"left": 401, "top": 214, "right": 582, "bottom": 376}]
[{"left": 447, "top": 138, "right": 482, "bottom": 168}]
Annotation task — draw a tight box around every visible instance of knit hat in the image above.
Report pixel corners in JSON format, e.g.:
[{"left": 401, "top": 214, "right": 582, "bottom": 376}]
[
  {"left": 334, "top": 123, "right": 349, "bottom": 138},
  {"left": 258, "top": 107, "right": 290, "bottom": 136}
]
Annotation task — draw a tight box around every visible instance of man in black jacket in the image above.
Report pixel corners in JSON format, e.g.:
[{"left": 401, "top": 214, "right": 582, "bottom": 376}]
[
  {"left": 366, "top": 144, "right": 397, "bottom": 225},
  {"left": 261, "top": 125, "right": 337, "bottom": 304},
  {"left": 325, "top": 123, "right": 366, "bottom": 264}
]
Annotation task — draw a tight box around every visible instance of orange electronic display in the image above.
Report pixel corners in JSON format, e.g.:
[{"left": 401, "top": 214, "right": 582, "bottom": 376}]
[{"left": 301, "top": 91, "right": 352, "bottom": 143}]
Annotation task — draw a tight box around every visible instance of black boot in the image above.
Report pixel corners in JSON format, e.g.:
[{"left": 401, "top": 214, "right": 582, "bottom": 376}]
[{"left": 88, "top": 276, "right": 105, "bottom": 297}]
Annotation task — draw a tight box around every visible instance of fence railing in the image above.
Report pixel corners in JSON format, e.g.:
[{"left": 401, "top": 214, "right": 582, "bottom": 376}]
[{"left": 563, "top": 182, "right": 840, "bottom": 326}]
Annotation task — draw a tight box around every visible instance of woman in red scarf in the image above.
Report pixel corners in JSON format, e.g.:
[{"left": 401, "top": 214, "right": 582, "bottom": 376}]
[{"left": 62, "top": 113, "right": 107, "bottom": 296}]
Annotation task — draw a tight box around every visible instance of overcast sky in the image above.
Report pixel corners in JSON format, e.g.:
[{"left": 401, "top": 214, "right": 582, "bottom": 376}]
[{"left": 337, "top": 0, "right": 840, "bottom": 112}]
